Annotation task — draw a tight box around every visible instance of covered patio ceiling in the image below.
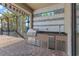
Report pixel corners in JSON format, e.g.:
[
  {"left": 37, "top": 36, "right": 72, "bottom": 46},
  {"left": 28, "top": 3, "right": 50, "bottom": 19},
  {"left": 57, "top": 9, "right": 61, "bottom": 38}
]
[
  {"left": 15, "top": 3, "right": 56, "bottom": 11},
  {"left": 26, "top": 3, "right": 55, "bottom": 10},
  {"left": 25, "top": 3, "right": 56, "bottom": 11}
]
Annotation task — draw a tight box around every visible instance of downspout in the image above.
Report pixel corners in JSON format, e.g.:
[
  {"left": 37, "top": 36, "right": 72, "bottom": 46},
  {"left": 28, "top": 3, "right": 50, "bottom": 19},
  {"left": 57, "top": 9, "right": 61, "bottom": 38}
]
[{"left": 71, "top": 3, "right": 76, "bottom": 56}]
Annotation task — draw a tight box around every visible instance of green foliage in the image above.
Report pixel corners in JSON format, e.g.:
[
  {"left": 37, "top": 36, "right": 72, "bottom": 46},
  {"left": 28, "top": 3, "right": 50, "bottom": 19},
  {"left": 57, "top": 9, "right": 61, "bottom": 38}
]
[{"left": 0, "top": 10, "right": 29, "bottom": 32}]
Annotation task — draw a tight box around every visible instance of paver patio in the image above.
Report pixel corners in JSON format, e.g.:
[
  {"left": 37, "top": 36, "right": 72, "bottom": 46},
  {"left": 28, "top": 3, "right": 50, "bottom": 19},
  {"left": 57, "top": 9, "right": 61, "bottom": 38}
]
[{"left": 0, "top": 35, "right": 66, "bottom": 56}]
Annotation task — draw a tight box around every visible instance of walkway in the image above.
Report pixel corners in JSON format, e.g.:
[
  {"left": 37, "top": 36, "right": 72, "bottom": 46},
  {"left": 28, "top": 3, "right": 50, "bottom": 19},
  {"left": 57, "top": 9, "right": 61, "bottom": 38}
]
[{"left": 0, "top": 35, "right": 66, "bottom": 56}]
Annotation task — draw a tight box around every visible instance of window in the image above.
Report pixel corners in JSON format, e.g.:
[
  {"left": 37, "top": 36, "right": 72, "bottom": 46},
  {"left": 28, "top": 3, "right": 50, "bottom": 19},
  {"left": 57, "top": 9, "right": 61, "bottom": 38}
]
[
  {"left": 51, "top": 12, "right": 54, "bottom": 16},
  {"left": 47, "top": 12, "right": 50, "bottom": 16},
  {"left": 25, "top": 16, "right": 29, "bottom": 32},
  {"left": 34, "top": 8, "right": 64, "bottom": 17},
  {"left": 41, "top": 12, "right": 54, "bottom": 16}
]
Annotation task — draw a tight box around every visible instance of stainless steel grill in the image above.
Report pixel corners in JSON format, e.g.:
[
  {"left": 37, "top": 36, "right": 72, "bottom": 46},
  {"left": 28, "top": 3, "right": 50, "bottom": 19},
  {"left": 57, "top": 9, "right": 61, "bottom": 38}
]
[{"left": 48, "top": 34, "right": 67, "bottom": 52}]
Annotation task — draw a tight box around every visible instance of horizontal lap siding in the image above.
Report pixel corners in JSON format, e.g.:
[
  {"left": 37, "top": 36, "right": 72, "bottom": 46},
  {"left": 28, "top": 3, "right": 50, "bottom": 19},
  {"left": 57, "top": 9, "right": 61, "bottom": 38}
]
[{"left": 33, "top": 4, "right": 65, "bottom": 32}]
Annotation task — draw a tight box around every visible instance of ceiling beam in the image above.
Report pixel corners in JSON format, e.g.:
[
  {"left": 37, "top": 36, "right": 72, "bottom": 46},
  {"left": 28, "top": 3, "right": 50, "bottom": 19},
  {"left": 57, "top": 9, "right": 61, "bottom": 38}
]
[{"left": 15, "top": 3, "right": 33, "bottom": 14}]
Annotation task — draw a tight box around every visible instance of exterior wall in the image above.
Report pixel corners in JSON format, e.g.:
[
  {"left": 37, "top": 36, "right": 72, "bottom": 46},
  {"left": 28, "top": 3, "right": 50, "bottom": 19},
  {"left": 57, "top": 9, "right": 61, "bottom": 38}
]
[
  {"left": 33, "top": 3, "right": 72, "bottom": 56},
  {"left": 33, "top": 4, "right": 64, "bottom": 32},
  {"left": 64, "top": 4, "right": 72, "bottom": 56}
]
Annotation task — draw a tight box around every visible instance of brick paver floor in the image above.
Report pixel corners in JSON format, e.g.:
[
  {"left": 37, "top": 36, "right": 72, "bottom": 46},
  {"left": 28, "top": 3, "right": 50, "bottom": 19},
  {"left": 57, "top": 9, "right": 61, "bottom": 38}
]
[{"left": 0, "top": 35, "right": 66, "bottom": 56}]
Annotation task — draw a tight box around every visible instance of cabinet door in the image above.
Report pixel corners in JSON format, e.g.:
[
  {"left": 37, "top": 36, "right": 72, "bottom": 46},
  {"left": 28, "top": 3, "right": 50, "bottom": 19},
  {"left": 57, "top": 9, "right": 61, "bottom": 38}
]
[{"left": 48, "top": 36, "right": 55, "bottom": 50}]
